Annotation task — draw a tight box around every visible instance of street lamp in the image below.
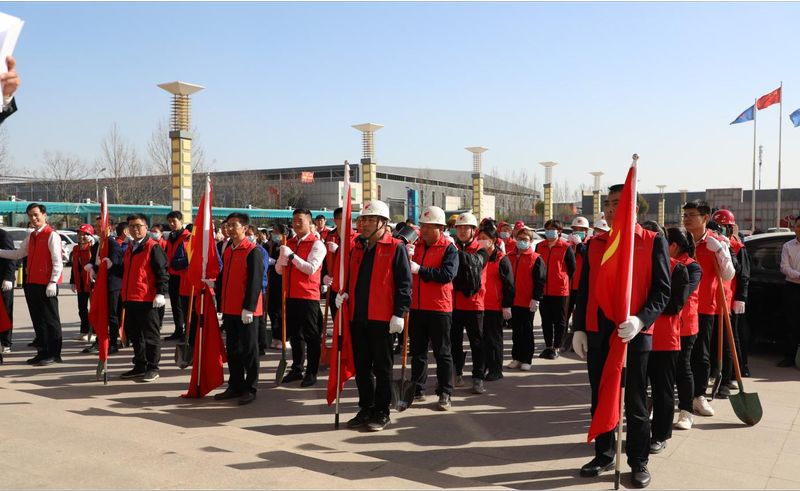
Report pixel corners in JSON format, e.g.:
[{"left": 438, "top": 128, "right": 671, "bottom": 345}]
[{"left": 96, "top": 167, "right": 107, "bottom": 203}]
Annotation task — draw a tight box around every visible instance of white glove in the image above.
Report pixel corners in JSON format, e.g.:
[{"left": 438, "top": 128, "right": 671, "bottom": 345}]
[
  {"left": 321, "top": 285, "right": 328, "bottom": 295},
  {"left": 202, "top": 279, "right": 216, "bottom": 289},
  {"left": 241, "top": 309, "right": 254, "bottom": 324},
  {"left": 46, "top": 282, "right": 58, "bottom": 297},
  {"left": 1, "top": 280, "right": 12, "bottom": 292},
  {"left": 268, "top": 257, "right": 276, "bottom": 266},
  {"left": 102, "top": 257, "right": 113, "bottom": 269},
  {"left": 705, "top": 235, "right": 722, "bottom": 252},
  {"left": 326, "top": 242, "right": 338, "bottom": 253},
  {"left": 153, "top": 294, "right": 166, "bottom": 308},
  {"left": 389, "top": 315, "right": 404, "bottom": 334},
  {"left": 618, "top": 315, "right": 645, "bottom": 343},
  {"left": 406, "top": 243, "right": 415, "bottom": 257},
  {"left": 335, "top": 292, "right": 349, "bottom": 309},
  {"left": 502, "top": 307, "right": 512, "bottom": 320},
  {"left": 410, "top": 261, "right": 420, "bottom": 274},
  {"left": 732, "top": 300, "right": 746, "bottom": 315},
  {"left": 323, "top": 275, "right": 333, "bottom": 287},
  {"left": 83, "top": 263, "right": 94, "bottom": 273},
  {"left": 279, "top": 245, "right": 293, "bottom": 259},
  {"left": 569, "top": 234, "right": 582, "bottom": 245},
  {"left": 529, "top": 299, "right": 539, "bottom": 313},
  {"left": 572, "top": 331, "right": 588, "bottom": 359}
]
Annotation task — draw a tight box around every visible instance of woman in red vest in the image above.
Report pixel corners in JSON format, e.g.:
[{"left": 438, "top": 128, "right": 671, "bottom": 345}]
[
  {"left": 70, "top": 224, "right": 95, "bottom": 341},
  {"left": 164, "top": 211, "right": 191, "bottom": 341},
  {"left": 506, "top": 225, "right": 546, "bottom": 371},
  {"left": 535, "top": 219, "right": 576, "bottom": 360}
]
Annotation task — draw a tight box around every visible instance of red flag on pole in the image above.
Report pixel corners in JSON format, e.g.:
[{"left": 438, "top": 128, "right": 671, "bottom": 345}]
[
  {"left": 757, "top": 87, "right": 781, "bottom": 110},
  {"left": 587, "top": 158, "right": 638, "bottom": 443},
  {"left": 326, "top": 161, "right": 356, "bottom": 405},
  {"left": 89, "top": 188, "right": 110, "bottom": 362},
  {"left": 182, "top": 177, "right": 225, "bottom": 398}
]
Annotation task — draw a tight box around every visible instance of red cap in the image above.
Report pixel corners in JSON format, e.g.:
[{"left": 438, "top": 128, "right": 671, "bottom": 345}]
[
  {"left": 78, "top": 224, "right": 95, "bottom": 235},
  {"left": 514, "top": 220, "right": 526, "bottom": 230}
]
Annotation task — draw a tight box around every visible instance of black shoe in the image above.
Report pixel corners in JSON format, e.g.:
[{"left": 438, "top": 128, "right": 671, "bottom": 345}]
[
  {"left": 258, "top": 348, "right": 267, "bottom": 356},
  {"left": 26, "top": 355, "right": 43, "bottom": 365},
  {"left": 631, "top": 465, "right": 651, "bottom": 488},
  {"left": 120, "top": 368, "right": 146, "bottom": 379},
  {"left": 82, "top": 342, "right": 99, "bottom": 354},
  {"left": 214, "top": 387, "right": 242, "bottom": 400},
  {"left": 281, "top": 370, "right": 303, "bottom": 384},
  {"left": 347, "top": 408, "right": 373, "bottom": 428},
  {"left": 367, "top": 411, "right": 390, "bottom": 432},
  {"left": 777, "top": 357, "right": 795, "bottom": 368},
  {"left": 580, "top": 456, "right": 615, "bottom": 477},
  {"left": 649, "top": 440, "right": 667, "bottom": 454},
  {"left": 485, "top": 372, "right": 503, "bottom": 382},
  {"left": 238, "top": 392, "right": 256, "bottom": 405},
  {"left": 538, "top": 348, "right": 549, "bottom": 359},
  {"left": 35, "top": 357, "right": 57, "bottom": 366},
  {"left": 107, "top": 345, "right": 119, "bottom": 355},
  {"left": 742, "top": 366, "right": 751, "bottom": 377},
  {"left": 27, "top": 340, "right": 39, "bottom": 348},
  {"left": 546, "top": 349, "right": 559, "bottom": 360},
  {"left": 300, "top": 373, "right": 317, "bottom": 387},
  {"left": 164, "top": 332, "right": 183, "bottom": 341},
  {"left": 414, "top": 392, "right": 426, "bottom": 402},
  {"left": 142, "top": 369, "right": 159, "bottom": 382}
]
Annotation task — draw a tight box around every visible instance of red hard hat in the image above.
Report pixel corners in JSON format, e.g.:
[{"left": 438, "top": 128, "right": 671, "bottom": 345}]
[
  {"left": 78, "top": 224, "right": 95, "bottom": 235},
  {"left": 514, "top": 220, "right": 526, "bottom": 230},
  {"left": 712, "top": 209, "right": 736, "bottom": 226}
]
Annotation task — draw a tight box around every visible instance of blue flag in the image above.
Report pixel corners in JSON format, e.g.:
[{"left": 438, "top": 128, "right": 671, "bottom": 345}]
[
  {"left": 790, "top": 108, "right": 800, "bottom": 128},
  {"left": 730, "top": 105, "right": 755, "bottom": 125}
]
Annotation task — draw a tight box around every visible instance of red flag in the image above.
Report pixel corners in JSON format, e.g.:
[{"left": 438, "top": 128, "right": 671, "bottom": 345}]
[
  {"left": 0, "top": 290, "right": 11, "bottom": 332},
  {"left": 757, "top": 87, "right": 781, "bottom": 110},
  {"left": 587, "top": 157, "right": 638, "bottom": 443},
  {"left": 89, "top": 188, "right": 110, "bottom": 362},
  {"left": 186, "top": 178, "right": 220, "bottom": 292},
  {"left": 327, "top": 161, "right": 356, "bottom": 405}
]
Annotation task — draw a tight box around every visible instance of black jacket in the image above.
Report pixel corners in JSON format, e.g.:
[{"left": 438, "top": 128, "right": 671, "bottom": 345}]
[
  {"left": 90, "top": 237, "right": 124, "bottom": 291},
  {"left": 0, "top": 228, "right": 16, "bottom": 283}
]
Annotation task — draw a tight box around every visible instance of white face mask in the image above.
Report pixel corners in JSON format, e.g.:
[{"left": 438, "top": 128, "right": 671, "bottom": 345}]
[
  {"left": 152, "top": 232, "right": 162, "bottom": 240},
  {"left": 478, "top": 239, "right": 492, "bottom": 249},
  {"left": 499, "top": 232, "right": 510, "bottom": 239},
  {"left": 516, "top": 240, "right": 530, "bottom": 251}
]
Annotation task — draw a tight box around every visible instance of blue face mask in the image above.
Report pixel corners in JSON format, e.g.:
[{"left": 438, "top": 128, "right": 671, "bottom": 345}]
[
  {"left": 271, "top": 234, "right": 281, "bottom": 243},
  {"left": 574, "top": 231, "right": 586, "bottom": 240},
  {"left": 247, "top": 236, "right": 256, "bottom": 244},
  {"left": 544, "top": 229, "right": 558, "bottom": 240},
  {"left": 499, "top": 232, "right": 510, "bottom": 239},
  {"left": 516, "top": 240, "right": 530, "bottom": 251}
]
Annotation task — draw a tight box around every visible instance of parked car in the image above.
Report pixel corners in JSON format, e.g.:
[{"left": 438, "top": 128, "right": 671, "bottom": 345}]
[
  {"left": 743, "top": 231, "right": 795, "bottom": 348},
  {"left": 0, "top": 226, "right": 29, "bottom": 249},
  {"left": 57, "top": 230, "right": 78, "bottom": 265}
]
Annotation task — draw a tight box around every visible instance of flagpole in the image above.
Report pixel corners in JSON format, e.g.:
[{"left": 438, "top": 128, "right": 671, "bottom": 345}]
[
  {"left": 777, "top": 81, "right": 783, "bottom": 229},
  {"left": 334, "top": 160, "right": 349, "bottom": 430},
  {"left": 751, "top": 98, "right": 757, "bottom": 233},
  {"left": 195, "top": 176, "right": 212, "bottom": 397}
]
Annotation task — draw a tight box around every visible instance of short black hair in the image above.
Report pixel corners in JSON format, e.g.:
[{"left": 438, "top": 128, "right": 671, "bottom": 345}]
[
  {"left": 226, "top": 212, "right": 250, "bottom": 225},
  {"left": 166, "top": 210, "right": 183, "bottom": 221},
  {"left": 186, "top": 223, "right": 194, "bottom": 233},
  {"left": 126, "top": 214, "right": 148, "bottom": 226},
  {"left": 667, "top": 227, "right": 695, "bottom": 259},
  {"left": 683, "top": 199, "right": 711, "bottom": 216},
  {"left": 608, "top": 184, "right": 625, "bottom": 195},
  {"left": 272, "top": 223, "right": 287, "bottom": 235},
  {"left": 315, "top": 214, "right": 326, "bottom": 221},
  {"left": 544, "top": 219, "right": 563, "bottom": 230},
  {"left": 26, "top": 203, "right": 46, "bottom": 214},
  {"left": 151, "top": 224, "right": 162, "bottom": 232},
  {"left": 293, "top": 208, "right": 312, "bottom": 219},
  {"left": 479, "top": 223, "right": 498, "bottom": 239},
  {"left": 641, "top": 220, "right": 665, "bottom": 237},
  {"left": 333, "top": 207, "right": 343, "bottom": 219},
  {"left": 116, "top": 222, "right": 129, "bottom": 236}
]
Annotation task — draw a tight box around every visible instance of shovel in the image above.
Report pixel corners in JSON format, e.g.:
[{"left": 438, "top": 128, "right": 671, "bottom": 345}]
[
  {"left": 393, "top": 313, "right": 415, "bottom": 412},
  {"left": 715, "top": 263, "right": 762, "bottom": 425},
  {"left": 275, "top": 239, "right": 289, "bottom": 385}
]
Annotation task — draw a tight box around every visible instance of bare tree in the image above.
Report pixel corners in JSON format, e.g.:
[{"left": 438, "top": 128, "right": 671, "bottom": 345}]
[
  {"left": 39, "top": 151, "right": 88, "bottom": 202},
  {"left": 147, "top": 118, "right": 210, "bottom": 175},
  {"left": 0, "top": 127, "right": 12, "bottom": 179},
  {"left": 97, "top": 123, "right": 148, "bottom": 204}
]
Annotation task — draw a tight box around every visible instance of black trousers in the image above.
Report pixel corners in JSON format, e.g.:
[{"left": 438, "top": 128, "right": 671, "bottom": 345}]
[
  {"left": 223, "top": 314, "right": 260, "bottom": 394},
  {"left": 483, "top": 310, "right": 504, "bottom": 376},
  {"left": 286, "top": 298, "right": 321, "bottom": 375},
  {"left": 168, "top": 275, "right": 185, "bottom": 336},
  {"left": 351, "top": 319, "right": 394, "bottom": 414},
  {"left": 510, "top": 306, "right": 534, "bottom": 364},
  {"left": 718, "top": 312, "right": 743, "bottom": 383},
  {"left": 735, "top": 313, "right": 750, "bottom": 369},
  {"left": 24, "top": 284, "right": 62, "bottom": 358},
  {"left": 409, "top": 310, "right": 454, "bottom": 396},
  {"left": 125, "top": 301, "right": 161, "bottom": 371},
  {"left": 108, "top": 289, "right": 121, "bottom": 345},
  {"left": 676, "top": 334, "right": 697, "bottom": 412},
  {"left": 268, "top": 308, "right": 282, "bottom": 344},
  {"left": 0, "top": 287, "right": 12, "bottom": 346},
  {"left": 451, "top": 309, "right": 485, "bottom": 379},
  {"left": 691, "top": 314, "right": 716, "bottom": 398},
  {"left": 540, "top": 295, "right": 569, "bottom": 349},
  {"left": 587, "top": 329, "right": 650, "bottom": 467},
  {"left": 77, "top": 291, "right": 91, "bottom": 334},
  {"left": 648, "top": 350, "right": 678, "bottom": 442},
  {"left": 782, "top": 283, "right": 800, "bottom": 359}
]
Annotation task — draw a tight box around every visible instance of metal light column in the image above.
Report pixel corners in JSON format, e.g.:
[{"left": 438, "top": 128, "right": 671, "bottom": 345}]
[
  {"left": 352, "top": 123, "right": 384, "bottom": 202},
  {"left": 656, "top": 185, "right": 667, "bottom": 225},
  {"left": 590, "top": 171, "right": 604, "bottom": 221},
  {"left": 540, "top": 162, "right": 558, "bottom": 224},
  {"left": 158, "top": 81, "right": 204, "bottom": 222},
  {"left": 466, "top": 147, "right": 488, "bottom": 219}
]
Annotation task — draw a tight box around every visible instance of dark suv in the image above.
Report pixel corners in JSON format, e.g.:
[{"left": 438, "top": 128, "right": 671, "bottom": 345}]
[{"left": 744, "top": 231, "right": 795, "bottom": 347}]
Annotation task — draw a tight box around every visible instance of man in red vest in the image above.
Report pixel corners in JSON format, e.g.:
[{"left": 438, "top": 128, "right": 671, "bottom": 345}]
[
  {"left": 572, "top": 185, "right": 671, "bottom": 488},
  {"left": 336, "top": 200, "right": 412, "bottom": 431},
  {"left": 408, "top": 206, "right": 459, "bottom": 411},
  {"left": 0, "top": 203, "right": 64, "bottom": 365},
  {"left": 277, "top": 208, "right": 326, "bottom": 387},
  {"left": 119, "top": 214, "right": 169, "bottom": 382},
  {"left": 164, "top": 211, "right": 191, "bottom": 341},
  {"left": 213, "top": 212, "right": 265, "bottom": 405}
]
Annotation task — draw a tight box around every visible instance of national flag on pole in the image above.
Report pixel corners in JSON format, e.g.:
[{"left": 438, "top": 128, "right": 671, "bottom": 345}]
[
  {"left": 790, "top": 108, "right": 800, "bottom": 128},
  {"left": 89, "top": 188, "right": 110, "bottom": 361},
  {"left": 181, "top": 177, "right": 224, "bottom": 398},
  {"left": 757, "top": 87, "right": 781, "bottom": 110},
  {"left": 730, "top": 105, "right": 755, "bottom": 125},
  {"left": 587, "top": 157, "right": 638, "bottom": 443},
  {"left": 326, "top": 161, "right": 356, "bottom": 405}
]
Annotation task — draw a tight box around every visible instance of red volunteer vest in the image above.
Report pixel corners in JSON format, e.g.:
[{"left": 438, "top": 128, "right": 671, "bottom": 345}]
[
  {"left": 122, "top": 238, "right": 158, "bottom": 302},
  {"left": 572, "top": 243, "right": 584, "bottom": 291},
  {"left": 71, "top": 245, "right": 93, "bottom": 293},
  {"left": 347, "top": 233, "right": 400, "bottom": 322},
  {"left": 677, "top": 253, "right": 700, "bottom": 336},
  {"left": 166, "top": 229, "right": 191, "bottom": 276},
  {"left": 483, "top": 248, "right": 507, "bottom": 312},
  {"left": 652, "top": 258, "right": 681, "bottom": 351},
  {"left": 286, "top": 233, "right": 322, "bottom": 300},
  {"left": 694, "top": 231, "right": 727, "bottom": 316},
  {"left": 27, "top": 225, "right": 62, "bottom": 285},
  {"left": 453, "top": 239, "right": 487, "bottom": 311},
  {"left": 536, "top": 239, "right": 571, "bottom": 297},
  {"left": 508, "top": 247, "right": 541, "bottom": 308},
  {"left": 221, "top": 239, "right": 263, "bottom": 316},
  {"left": 411, "top": 234, "right": 454, "bottom": 313}
]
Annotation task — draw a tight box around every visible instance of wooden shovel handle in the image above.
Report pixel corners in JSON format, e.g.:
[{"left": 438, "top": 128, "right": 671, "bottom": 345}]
[{"left": 713, "top": 261, "right": 744, "bottom": 383}]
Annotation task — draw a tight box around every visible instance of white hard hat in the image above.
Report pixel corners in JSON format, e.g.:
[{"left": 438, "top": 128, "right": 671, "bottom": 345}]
[
  {"left": 571, "top": 216, "right": 590, "bottom": 229},
  {"left": 455, "top": 212, "right": 478, "bottom": 228},
  {"left": 419, "top": 206, "right": 447, "bottom": 226},
  {"left": 360, "top": 200, "right": 390, "bottom": 220},
  {"left": 593, "top": 218, "right": 610, "bottom": 232}
]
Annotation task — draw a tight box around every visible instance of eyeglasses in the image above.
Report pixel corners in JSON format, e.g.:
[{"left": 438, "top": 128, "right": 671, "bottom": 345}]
[
  {"left": 128, "top": 223, "right": 147, "bottom": 229},
  {"left": 681, "top": 213, "right": 701, "bottom": 219}
]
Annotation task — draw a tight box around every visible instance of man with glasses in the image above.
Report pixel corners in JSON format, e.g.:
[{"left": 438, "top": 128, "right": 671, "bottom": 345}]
[{"left": 681, "top": 200, "right": 736, "bottom": 418}]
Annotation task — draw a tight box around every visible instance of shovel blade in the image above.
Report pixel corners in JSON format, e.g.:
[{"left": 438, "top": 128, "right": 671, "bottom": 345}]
[
  {"left": 390, "top": 380, "right": 401, "bottom": 409},
  {"left": 400, "top": 380, "right": 415, "bottom": 410},
  {"left": 730, "top": 391, "right": 763, "bottom": 426}
]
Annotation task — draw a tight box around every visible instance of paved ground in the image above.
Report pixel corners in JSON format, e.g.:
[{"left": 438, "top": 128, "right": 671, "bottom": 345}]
[{"left": 1, "top": 281, "right": 799, "bottom": 489}]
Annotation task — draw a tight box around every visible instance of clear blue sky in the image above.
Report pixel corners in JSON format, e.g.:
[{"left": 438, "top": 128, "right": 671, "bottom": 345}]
[{"left": 4, "top": 1, "right": 800, "bottom": 196}]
